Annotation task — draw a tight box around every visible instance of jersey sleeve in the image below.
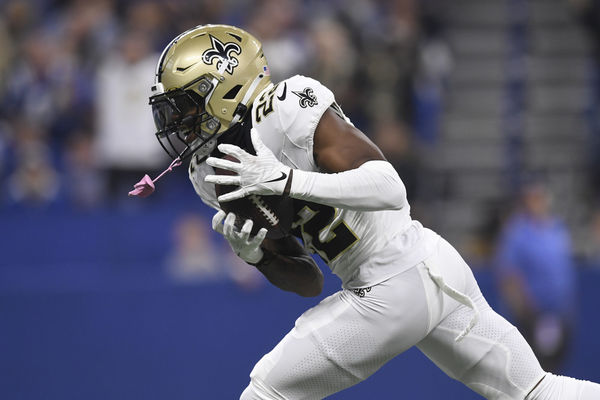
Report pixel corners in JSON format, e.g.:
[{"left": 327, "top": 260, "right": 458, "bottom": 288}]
[{"left": 253, "top": 75, "right": 336, "bottom": 172}]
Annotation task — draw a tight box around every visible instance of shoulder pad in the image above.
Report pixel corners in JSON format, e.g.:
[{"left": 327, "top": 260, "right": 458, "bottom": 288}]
[{"left": 250, "top": 76, "right": 335, "bottom": 170}]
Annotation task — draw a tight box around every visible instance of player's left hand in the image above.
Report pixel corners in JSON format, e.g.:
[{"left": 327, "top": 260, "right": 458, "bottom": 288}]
[
  {"left": 205, "top": 128, "right": 291, "bottom": 202},
  {"left": 212, "top": 210, "right": 267, "bottom": 264}
]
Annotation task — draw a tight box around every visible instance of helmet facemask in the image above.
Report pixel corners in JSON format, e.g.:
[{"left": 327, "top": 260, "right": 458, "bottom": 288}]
[{"left": 150, "top": 76, "right": 221, "bottom": 161}]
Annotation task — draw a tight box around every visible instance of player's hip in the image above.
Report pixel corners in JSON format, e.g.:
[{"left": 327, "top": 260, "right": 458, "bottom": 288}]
[{"left": 335, "top": 223, "right": 440, "bottom": 289}]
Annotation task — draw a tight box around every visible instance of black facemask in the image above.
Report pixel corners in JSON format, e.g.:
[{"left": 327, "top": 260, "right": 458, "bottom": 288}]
[{"left": 149, "top": 77, "right": 221, "bottom": 161}]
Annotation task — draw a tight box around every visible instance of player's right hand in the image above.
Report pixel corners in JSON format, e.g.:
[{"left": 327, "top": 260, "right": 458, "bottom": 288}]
[
  {"left": 205, "top": 128, "right": 292, "bottom": 202},
  {"left": 212, "top": 210, "right": 267, "bottom": 264}
]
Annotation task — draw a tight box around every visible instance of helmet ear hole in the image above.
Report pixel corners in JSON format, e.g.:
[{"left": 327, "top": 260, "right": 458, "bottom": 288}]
[{"left": 223, "top": 84, "right": 243, "bottom": 100}]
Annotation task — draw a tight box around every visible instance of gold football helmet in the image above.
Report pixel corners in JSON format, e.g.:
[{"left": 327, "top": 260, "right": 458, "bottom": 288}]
[{"left": 149, "top": 24, "right": 271, "bottom": 160}]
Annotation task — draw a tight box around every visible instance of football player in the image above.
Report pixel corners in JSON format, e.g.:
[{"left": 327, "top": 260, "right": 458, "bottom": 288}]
[{"left": 140, "top": 24, "right": 600, "bottom": 399}]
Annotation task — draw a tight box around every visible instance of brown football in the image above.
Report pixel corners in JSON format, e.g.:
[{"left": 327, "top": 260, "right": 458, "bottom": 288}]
[{"left": 214, "top": 154, "right": 293, "bottom": 239}]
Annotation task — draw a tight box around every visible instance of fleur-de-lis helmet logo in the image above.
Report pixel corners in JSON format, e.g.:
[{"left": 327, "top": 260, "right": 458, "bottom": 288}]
[{"left": 202, "top": 35, "right": 242, "bottom": 74}]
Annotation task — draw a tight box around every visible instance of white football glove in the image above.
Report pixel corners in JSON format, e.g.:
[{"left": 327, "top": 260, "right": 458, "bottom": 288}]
[
  {"left": 212, "top": 210, "right": 267, "bottom": 264},
  {"left": 205, "top": 128, "right": 291, "bottom": 202}
]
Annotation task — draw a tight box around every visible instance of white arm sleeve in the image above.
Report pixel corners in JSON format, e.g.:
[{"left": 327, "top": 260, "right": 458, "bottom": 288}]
[{"left": 289, "top": 160, "right": 407, "bottom": 211}]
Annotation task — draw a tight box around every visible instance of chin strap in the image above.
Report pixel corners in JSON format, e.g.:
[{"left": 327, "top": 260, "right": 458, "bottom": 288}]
[
  {"left": 230, "top": 72, "right": 267, "bottom": 126},
  {"left": 128, "top": 157, "right": 182, "bottom": 198}
]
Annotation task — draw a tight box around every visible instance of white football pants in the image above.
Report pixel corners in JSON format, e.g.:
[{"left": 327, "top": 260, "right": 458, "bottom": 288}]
[
  {"left": 240, "top": 232, "right": 597, "bottom": 399},
  {"left": 525, "top": 373, "right": 600, "bottom": 400}
]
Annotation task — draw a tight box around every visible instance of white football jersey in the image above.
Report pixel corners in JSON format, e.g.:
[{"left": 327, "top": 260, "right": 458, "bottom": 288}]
[{"left": 189, "top": 75, "right": 434, "bottom": 288}]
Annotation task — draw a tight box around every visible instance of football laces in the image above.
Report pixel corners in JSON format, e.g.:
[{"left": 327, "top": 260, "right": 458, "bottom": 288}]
[{"left": 249, "top": 195, "right": 279, "bottom": 227}]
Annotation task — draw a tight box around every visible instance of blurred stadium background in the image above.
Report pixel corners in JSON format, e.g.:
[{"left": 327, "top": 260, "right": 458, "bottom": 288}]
[{"left": 1, "top": 0, "right": 599, "bottom": 398}]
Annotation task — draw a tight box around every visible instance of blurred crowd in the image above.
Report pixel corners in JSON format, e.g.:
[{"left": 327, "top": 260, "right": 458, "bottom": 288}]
[{"left": 0, "top": 0, "right": 447, "bottom": 211}]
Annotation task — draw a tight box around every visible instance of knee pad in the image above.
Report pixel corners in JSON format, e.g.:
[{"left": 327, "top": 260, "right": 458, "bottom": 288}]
[
  {"left": 419, "top": 306, "right": 545, "bottom": 400},
  {"left": 460, "top": 325, "right": 545, "bottom": 399}
]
